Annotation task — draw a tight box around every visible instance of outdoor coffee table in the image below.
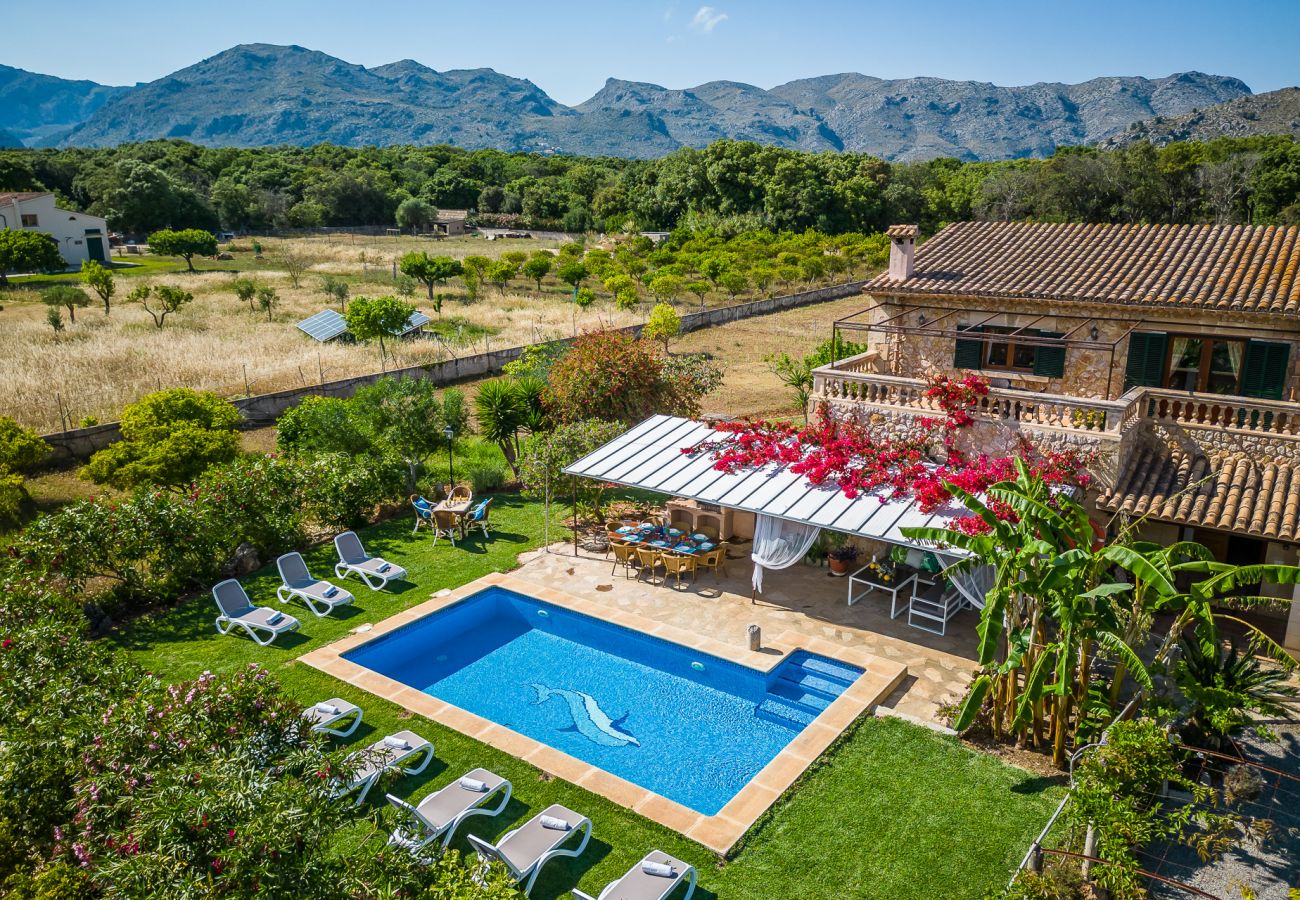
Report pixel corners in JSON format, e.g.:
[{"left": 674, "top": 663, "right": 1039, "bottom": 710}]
[{"left": 847, "top": 564, "right": 919, "bottom": 617}]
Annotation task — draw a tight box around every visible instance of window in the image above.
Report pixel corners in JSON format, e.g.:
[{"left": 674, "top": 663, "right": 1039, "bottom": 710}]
[
  {"left": 1125, "top": 331, "right": 1290, "bottom": 399},
  {"left": 953, "top": 325, "right": 1066, "bottom": 378},
  {"left": 984, "top": 326, "right": 1037, "bottom": 371},
  {"left": 20, "top": 214, "right": 38, "bottom": 227}
]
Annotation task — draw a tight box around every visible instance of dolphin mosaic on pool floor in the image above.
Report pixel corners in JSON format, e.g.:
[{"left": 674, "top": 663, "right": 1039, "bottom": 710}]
[{"left": 299, "top": 571, "right": 908, "bottom": 854}]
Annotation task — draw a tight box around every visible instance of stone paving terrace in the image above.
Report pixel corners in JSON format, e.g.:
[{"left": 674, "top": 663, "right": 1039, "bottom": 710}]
[{"left": 510, "top": 543, "right": 979, "bottom": 725}]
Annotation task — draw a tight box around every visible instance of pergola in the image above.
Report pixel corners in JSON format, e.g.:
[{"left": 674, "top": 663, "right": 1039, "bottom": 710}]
[{"left": 561, "top": 414, "right": 984, "bottom": 607}]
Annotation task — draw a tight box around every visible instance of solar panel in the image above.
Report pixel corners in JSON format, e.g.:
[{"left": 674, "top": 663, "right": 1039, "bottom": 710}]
[
  {"left": 296, "top": 309, "right": 348, "bottom": 342},
  {"left": 394, "top": 311, "right": 432, "bottom": 336}
]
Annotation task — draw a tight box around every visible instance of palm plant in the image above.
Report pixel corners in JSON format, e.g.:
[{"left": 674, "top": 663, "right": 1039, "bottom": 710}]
[
  {"left": 906, "top": 461, "right": 1300, "bottom": 768},
  {"left": 473, "top": 377, "right": 546, "bottom": 478}
]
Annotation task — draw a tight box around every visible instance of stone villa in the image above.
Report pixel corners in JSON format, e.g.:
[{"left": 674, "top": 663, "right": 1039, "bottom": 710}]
[{"left": 812, "top": 221, "right": 1300, "bottom": 652}]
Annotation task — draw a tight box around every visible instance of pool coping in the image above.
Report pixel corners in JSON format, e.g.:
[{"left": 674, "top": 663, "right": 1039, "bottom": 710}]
[{"left": 298, "top": 571, "right": 909, "bottom": 855}]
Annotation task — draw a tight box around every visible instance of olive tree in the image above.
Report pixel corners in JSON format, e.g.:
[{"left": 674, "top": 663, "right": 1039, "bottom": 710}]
[
  {"left": 42, "top": 284, "right": 91, "bottom": 324},
  {"left": 147, "top": 228, "right": 218, "bottom": 272},
  {"left": 80, "top": 259, "right": 115, "bottom": 314},
  {"left": 343, "top": 294, "right": 415, "bottom": 362}
]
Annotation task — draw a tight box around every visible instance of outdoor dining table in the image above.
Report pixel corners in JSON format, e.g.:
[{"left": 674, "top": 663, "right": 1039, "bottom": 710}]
[
  {"left": 433, "top": 499, "right": 473, "bottom": 537},
  {"left": 613, "top": 525, "right": 718, "bottom": 556}
]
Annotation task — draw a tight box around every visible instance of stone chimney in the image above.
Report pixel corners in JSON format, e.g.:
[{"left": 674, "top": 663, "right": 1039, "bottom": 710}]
[{"left": 885, "top": 224, "right": 919, "bottom": 280}]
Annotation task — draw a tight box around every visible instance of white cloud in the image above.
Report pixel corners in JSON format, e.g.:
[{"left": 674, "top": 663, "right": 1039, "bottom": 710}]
[{"left": 689, "top": 5, "right": 728, "bottom": 33}]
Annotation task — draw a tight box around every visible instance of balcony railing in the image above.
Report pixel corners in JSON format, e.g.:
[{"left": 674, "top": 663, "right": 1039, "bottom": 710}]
[{"left": 813, "top": 356, "right": 1300, "bottom": 442}]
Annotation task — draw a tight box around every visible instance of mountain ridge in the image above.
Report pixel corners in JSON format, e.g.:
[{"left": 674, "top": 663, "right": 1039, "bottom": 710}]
[{"left": 0, "top": 44, "right": 1264, "bottom": 160}]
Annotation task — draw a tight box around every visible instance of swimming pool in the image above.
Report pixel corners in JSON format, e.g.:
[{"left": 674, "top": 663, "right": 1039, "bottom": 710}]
[{"left": 343, "top": 585, "right": 863, "bottom": 815}]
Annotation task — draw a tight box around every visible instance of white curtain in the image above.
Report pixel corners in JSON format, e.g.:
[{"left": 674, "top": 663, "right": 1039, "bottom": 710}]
[
  {"left": 750, "top": 514, "right": 822, "bottom": 594},
  {"left": 939, "top": 553, "right": 994, "bottom": 610}
]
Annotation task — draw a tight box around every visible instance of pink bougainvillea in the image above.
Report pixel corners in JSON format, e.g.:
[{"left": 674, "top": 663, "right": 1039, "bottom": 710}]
[{"left": 685, "top": 374, "right": 1090, "bottom": 531}]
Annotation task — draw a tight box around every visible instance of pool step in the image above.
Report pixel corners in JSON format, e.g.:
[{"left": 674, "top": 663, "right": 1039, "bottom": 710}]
[
  {"left": 776, "top": 668, "right": 849, "bottom": 701},
  {"left": 756, "top": 697, "right": 817, "bottom": 729},
  {"left": 768, "top": 680, "right": 832, "bottom": 712},
  {"left": 793, "top": 655, "right": 862, "bottom": 687}
]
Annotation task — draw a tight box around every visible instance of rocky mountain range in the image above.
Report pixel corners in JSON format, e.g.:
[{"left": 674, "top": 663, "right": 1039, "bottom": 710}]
[
  {"left": 0, "top": 64, "right": 131, "bottom": 146},
  {"left": 0, "top": 44, "right": 1264, "bottom": 160},
  {"left": 1101, "top": 87, "right": 1300, "bottom": 148}
]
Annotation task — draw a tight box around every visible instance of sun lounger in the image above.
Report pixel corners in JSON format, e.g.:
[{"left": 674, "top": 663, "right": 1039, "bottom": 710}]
[
  {"left": 469, "top": 803, "right": 592, "bottom": 896},
  {"left": 276, "top": 552, "right": 354, "bottom": 617},
  {"left": 333, "top": 729, "right": 434, "bottom": 806},
  {"left": 572, "top": 850, "right": 696, "bottom": 900},
  {"left": 333, "top": 531, "right": 407, "bottom": 590},
  {"left": 386, "top": 767, "right": 512, "bottom": 853},
  {"left": 302, "top": 698, "right": 363, "bottom": 737},
  {"left": 212, "top": 579, "right": 300, "bottom": 646}
]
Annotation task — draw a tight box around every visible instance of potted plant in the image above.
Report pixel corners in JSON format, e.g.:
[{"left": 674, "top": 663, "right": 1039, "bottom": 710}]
[{"left": 828, "top": 542, "right": 861, "bottom": 576}]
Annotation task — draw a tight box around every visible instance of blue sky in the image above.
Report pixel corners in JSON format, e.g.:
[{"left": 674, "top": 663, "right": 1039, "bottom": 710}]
[{"left": 5, "top": 0, "right": 1297, "bottom": 105}]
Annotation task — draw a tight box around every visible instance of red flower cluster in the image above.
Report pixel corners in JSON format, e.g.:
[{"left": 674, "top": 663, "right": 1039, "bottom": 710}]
[{"left": 685, "top": 374, "right": 1091, "bottom": 530}]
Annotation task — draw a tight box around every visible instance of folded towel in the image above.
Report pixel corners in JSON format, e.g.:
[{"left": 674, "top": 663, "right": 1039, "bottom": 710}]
[
  {"left": 378, "top": 563, "right": 391, "bottom": 573},
  {"left": 642, "top": 861, "right": 675, "bottom": 878},
  {"left": 314, "top": 702, "right": 340, "bottom": 715},
  {"left": 383, "top": 736, "right": 410, "bottom": 751},
  {"left": 324, "top": 586, "right": 339, "bottom": 598},
  {"left": 459, "top": 776, "right": 488, "bottom": 793},
  {"left": 267, "top": 611, "right": 285, "bottom": 626},
  {"left": 539, "top": 815, "right": 570, "bottom": 831}
]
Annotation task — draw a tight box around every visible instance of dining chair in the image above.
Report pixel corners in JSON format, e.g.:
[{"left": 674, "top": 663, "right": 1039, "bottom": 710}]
[
  {"left": 635, "top": 546, "right": 663, "bottom": 584},
  {"left": 694, "top": 525, "right": 720, "bottom": 543},
  {"left": 610, "top": 542, "right": 639, "bottom": 578},
  {"left": 432, "top": 509, "right": 459, "bottom": 547},
  {"left": 697, "top": 546, "right": 725, "bottom": 580},
  {"left": 661, "top": 551, "right": 696, "bottom": 589}
]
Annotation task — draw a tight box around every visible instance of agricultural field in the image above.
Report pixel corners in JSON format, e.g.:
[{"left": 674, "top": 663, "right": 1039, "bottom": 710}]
[{"left": 0, "top": 231, "right": 869, "bottom": 434}]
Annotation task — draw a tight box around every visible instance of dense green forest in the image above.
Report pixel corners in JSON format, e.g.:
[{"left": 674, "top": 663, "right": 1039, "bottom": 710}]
[{"left": 2, "top": 135, "right": 1298, "bottom": 237}]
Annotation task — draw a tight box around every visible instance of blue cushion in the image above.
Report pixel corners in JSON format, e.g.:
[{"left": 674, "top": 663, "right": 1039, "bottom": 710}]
[{"left": 413, "top": 498, "right": 432, "bottom": 513}]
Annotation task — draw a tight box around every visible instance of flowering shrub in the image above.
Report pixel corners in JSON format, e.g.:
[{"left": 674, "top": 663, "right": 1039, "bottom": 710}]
[
  {"left": 0, "top": 601, "right": 520, "bottom": 897},
  {"left": 543, "top": 329, "right": 721, "bottom": 424},
  {"left": 687, "top": 374, "right": 1090, "bottom": 532}
]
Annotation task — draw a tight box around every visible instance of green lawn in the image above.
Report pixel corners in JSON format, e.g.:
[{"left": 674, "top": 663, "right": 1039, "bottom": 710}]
[{"left": 117, "top": 494, "right": 1062, "bottom": 899}]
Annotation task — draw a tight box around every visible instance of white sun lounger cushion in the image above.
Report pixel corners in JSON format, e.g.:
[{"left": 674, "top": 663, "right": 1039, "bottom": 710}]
[
  {"left": 539, "top": 814, "right": 571, "bottom": 831},
  {"left": 642, "top": 860, "right": 675, "bottom": 877},
  {"left": 459, "top": 776, "right": 488, "bottom": 792},
  {"left": 383, "top": 736, "right": 411, "bottom": 750}
]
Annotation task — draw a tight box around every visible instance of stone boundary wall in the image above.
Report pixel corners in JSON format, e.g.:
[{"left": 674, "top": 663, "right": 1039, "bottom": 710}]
[{"left": 39, "top": 281, "right": 867, "bottom": 464}]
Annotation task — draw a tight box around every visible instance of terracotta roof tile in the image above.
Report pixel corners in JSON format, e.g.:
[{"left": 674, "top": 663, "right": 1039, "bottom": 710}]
[
  {"left": 0, "top": 191, "right": 49, "bottom": 203},
  {"left": 865, "top": 222, "right": 1300, "bottom": 316},
  {"left": 1098, "top": 443, "right": 1300, "bottom": 543}
]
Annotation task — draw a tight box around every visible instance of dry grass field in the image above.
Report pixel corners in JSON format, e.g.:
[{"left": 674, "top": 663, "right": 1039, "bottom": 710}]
[
  {"left": 0, "top": 234, "right": 643, "bottom": 433},
  {"left": 1, "top": 232, "right": 868, "bottom": 433}
]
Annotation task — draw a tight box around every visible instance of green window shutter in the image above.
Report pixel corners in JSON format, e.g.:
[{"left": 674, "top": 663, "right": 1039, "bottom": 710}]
[
  {"left": 1123, "top": 332, "right": 1167, "bottom": 390},
  {"left": 1033, "top": 331, "right": 1066, "bottom": 378},
  {"left": 953, "top": 325, "right": 984, "bottom": 370},
  {"left": 1241, "top": 340, "right": 1290, "bottom": 400}
]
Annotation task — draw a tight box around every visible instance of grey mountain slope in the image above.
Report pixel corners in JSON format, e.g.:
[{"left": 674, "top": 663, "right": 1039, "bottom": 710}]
[
  {"left": 1100, "top": 87, "right": 1300, "bottom": 148},
  {"left": 30, "top": 44, "right": 1255, "bottom": 160},
  {"left": 0, "top": 64, "right": 130, "bottom": 146},
  {"left": 769, "top": 71, "right": 1252, "bottom": 160}
]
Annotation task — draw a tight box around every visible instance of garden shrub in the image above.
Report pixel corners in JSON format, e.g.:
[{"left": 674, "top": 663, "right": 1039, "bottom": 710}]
[
  {"left": 542, "top": 329, "right": 721, "bottom": 424},
  {"left": 19, "top": 489, "right": 222, "bottom": 606},
  {"left": 298, "top": 452, "right": 402, "bottom": 530},
  {"left": 0, "top": 416, "right": 50, "bottom": 522},
  {"left": 83, "top": 389, "right": 241, "bottom": 489},
  {"left": 520, "top": 419, "right": 626, "bottom": 523},
  {"left": 0, "top": 601, "right": 521, "bottom": 897},
  {"left": 192, "top": 455, "right": 308, "bottom": 558}
]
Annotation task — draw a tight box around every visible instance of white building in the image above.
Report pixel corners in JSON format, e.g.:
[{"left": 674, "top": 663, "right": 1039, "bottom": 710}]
[{"left": 0, "top": 192, "right": 110, "bottom": 269}]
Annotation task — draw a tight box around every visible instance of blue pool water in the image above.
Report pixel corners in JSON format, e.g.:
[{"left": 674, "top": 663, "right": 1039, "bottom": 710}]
[{"left": 344, "top": 586, "right": 863, "bottom": 814}]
